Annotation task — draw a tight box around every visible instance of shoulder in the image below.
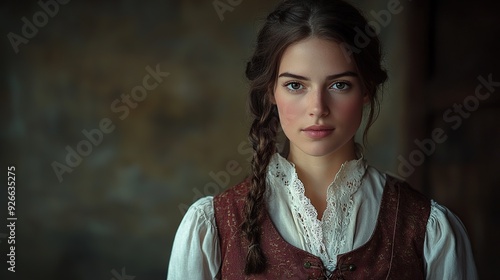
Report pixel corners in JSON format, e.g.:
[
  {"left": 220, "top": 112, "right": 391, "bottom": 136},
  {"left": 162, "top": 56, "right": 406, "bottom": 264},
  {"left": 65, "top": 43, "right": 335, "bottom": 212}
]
[
  {"left": 365, "top": 166, "right": 430, "bottom": 206},
  {"left": 214, "top": 177, "right": 251, "bottom": 205},
  {"left": 426, "top": 200, "right": 470, "bottom": 238},
  {"left": 386, "top": 175, "right": 429, "bottom": 201},
  {"left": 182, "top": 196, "right": 216, "bottom": 228},
  {"left": 424, "top": 200, "right": 478, "bottom": 278},
  {"left": 212, "top": 178, "right": 252, "bottom": 239},
  {"left": 169, "top": 196, "right": 221, "bottom": 280},
  {"left": 363, "top": 168, "right": 431, "bottom": 222}
]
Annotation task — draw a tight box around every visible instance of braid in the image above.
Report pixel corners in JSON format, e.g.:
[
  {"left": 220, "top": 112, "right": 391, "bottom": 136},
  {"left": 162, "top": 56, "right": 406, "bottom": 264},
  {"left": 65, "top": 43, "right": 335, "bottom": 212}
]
[{"left": 241, "top": 98, "right": 279, "bottom": 274}]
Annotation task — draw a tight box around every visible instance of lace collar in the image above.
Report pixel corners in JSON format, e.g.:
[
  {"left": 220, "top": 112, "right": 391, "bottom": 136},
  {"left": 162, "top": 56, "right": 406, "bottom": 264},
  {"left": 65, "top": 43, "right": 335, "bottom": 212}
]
[
  {"left": 266, "top": 152, "right": 367, "bottom": 270},
  {"left": 267, "top": 152, "right": 366, "bottom": 193}
]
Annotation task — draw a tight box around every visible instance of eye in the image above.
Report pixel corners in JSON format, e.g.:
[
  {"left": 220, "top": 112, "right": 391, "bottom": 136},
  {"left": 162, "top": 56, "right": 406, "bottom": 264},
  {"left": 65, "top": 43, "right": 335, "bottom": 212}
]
[
  {"left": 331, "top": 82, "right": 351, "bottom": 91},
  {"left": 285, "top": 82, "right": 304, "bottom": 91}
]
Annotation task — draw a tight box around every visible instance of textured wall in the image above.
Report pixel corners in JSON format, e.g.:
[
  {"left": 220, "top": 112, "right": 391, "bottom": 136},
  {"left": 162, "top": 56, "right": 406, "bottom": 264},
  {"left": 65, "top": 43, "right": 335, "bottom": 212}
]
[{"left": 0, "top": 0, "right": 496, "bottom": 279}]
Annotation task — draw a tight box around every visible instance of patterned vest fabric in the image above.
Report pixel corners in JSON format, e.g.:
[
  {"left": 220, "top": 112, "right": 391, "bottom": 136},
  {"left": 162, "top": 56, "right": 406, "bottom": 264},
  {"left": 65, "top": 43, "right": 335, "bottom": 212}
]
[{"left": 213, "top": 175, "right": 431, "bottom": 280}]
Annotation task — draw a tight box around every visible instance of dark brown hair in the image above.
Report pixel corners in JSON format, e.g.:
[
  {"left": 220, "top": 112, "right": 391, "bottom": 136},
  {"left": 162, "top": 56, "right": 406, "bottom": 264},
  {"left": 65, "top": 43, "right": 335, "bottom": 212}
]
[{"left": 241, "top": 0, "right": 387, "bottom": 274}]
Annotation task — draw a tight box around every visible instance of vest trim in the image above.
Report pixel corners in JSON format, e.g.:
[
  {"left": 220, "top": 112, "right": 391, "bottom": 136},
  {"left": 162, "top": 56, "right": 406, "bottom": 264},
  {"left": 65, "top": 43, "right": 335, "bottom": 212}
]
[{"left": 214, "top": 175, "right": 430, "bottom": 279}]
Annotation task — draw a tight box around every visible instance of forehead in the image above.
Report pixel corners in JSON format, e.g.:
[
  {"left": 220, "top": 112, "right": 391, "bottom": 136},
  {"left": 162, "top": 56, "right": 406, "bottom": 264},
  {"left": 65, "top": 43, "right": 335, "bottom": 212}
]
[{"left": 278, "top": 37, "right": 356, "bottom": 75}]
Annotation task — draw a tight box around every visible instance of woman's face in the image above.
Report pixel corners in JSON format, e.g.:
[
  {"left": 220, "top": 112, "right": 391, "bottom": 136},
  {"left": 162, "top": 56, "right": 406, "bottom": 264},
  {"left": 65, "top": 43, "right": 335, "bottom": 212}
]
[{"left": 273, "top": 37, "right": 367, "bottom": 158}]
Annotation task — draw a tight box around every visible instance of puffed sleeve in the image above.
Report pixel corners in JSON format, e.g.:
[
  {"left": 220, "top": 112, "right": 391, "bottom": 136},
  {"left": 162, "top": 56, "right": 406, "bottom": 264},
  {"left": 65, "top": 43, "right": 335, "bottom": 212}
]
[
  {"left": 423, "top": 200, "right": 478, "bottom": 280},
  {"left": 167, "top": 197, "right": 221, "bottom": 280}
]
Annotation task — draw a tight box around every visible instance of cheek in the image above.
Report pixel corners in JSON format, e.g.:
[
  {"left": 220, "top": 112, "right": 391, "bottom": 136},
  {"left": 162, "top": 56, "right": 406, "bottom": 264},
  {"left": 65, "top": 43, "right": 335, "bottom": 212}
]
[
  {"left": 275, "top": 96, "right": 302, "bottom": 127},
  {"left": 280, "top": 105, "right": 299, "bottom": 123},
  {"left": 334, "top": 98, "right": 364, "bottom": 122}
]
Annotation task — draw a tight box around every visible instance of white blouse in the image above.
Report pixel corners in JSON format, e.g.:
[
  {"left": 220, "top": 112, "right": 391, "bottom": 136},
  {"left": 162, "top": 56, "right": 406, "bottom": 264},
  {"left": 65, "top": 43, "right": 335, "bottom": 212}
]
[{"left": 167, "top": 153, "right": 478, "bottom": 279}]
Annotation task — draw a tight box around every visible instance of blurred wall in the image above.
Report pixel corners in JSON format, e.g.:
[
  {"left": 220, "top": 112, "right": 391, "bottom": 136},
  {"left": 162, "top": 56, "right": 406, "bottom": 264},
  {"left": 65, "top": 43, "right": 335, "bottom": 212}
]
[
  {"left": 403, "top": 0, "right": 500, "bottom": 278},
  {"left": 0, "top": 0, "right": 497, "bottom": 279}
]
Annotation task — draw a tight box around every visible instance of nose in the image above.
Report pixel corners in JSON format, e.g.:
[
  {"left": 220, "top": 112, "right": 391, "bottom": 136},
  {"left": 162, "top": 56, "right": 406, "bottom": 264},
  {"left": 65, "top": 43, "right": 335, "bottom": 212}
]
[{"left": 308, "top": 88, "right": 330, "bottom": 118}]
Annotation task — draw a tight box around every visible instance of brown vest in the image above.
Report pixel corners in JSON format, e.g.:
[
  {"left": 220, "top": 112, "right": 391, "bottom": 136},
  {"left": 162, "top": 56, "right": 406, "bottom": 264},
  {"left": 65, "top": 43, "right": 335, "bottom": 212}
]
[{"left": 213, "top": 175, "right": 430, "bottom": 279}]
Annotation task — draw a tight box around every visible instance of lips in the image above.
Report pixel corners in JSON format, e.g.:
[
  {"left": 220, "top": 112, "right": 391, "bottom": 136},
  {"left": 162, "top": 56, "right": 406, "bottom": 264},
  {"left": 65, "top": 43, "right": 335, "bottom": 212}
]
[{"left": 302, "top": 125, "right": 335, "bottom": 139}]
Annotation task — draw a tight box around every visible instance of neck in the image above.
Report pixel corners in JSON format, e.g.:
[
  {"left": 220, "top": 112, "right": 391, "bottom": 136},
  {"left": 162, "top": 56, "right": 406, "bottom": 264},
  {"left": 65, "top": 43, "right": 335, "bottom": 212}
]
[
  {"left": 287, "top": 140, "right": 357, "bottom": 191},
  {"left": 287, "top": 140, "right": 358, "bottom": 219}
]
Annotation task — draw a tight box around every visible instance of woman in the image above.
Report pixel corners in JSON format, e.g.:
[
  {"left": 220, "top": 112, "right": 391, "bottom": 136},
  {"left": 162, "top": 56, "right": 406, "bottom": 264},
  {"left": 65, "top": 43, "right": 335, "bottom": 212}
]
[{"left": 168, "top": 0, "right": 477, "bottom": 279}]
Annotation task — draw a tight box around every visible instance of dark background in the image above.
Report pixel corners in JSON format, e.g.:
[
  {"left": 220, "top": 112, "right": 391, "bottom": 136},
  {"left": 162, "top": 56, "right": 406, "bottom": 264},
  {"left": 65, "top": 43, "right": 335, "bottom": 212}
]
[{"left": 1, "top": 0, "right": 499, "bottom": 279}]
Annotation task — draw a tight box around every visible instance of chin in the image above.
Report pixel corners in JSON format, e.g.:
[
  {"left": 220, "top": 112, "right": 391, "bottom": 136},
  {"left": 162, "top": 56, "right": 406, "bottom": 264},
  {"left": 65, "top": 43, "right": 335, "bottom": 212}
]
[{"left": 298, "top": 145, "right": 343, "bottom": 158}]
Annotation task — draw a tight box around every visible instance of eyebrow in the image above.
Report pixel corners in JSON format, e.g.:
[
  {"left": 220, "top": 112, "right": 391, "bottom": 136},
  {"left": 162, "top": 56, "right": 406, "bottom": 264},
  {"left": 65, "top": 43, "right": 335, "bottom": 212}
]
[{"left": 278, "top": 71, "right": 358, "bottom": 81}]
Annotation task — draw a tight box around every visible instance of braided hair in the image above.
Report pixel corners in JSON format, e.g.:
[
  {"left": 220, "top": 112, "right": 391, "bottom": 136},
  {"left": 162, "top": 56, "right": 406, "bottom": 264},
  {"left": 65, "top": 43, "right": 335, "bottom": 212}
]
[{"left": 241, "top": 0, "right": 387, "bottom": 274}]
